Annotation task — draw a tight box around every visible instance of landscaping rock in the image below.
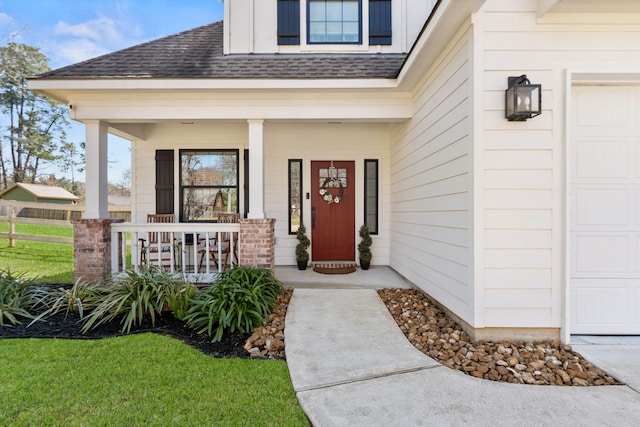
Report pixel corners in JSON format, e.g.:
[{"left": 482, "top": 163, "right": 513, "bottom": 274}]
[
  {"left": 244, "top": 289, "right": 291, "bottom": 360},
  {"left": 377, "top": 288, "right": 619, "bottom": 386}
]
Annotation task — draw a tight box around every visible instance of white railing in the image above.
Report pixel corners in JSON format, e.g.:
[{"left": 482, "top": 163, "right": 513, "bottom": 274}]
[{"left": 111, "top": 222, "right": 240, "bottom": 283}]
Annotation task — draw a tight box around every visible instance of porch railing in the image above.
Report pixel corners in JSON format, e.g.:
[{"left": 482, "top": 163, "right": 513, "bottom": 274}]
[{"left": 111, "top": 222, "right": 240, "bottom": 282}]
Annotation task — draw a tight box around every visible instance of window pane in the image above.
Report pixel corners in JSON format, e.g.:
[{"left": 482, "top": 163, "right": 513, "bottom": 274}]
[
  {"left": 309, "top": 22, "right": 326, "bottom": 42},
  {"left": 289, "top": 159, "right": 303, "bottom": 234},
  {"left": 182, "top": 188, "right": 238, "bottom": 222},
  {"left": 309, "top": 1, "right": 325, "bottom": 20},
  {"left": 326, "top": 22, "right": 342, "bottom": 41},
  {"left": 343, "top": 0, "right": 359, "bottom": 20},
  {"left": 181, "top": 151, "right": 237, "bottom": 186},
  {"left": 364, "top": 160, "right": 378, "bottom": 234},
  {"left": 326, "top": 1, "right": 342, "bottom": 21},
  {"left": 343, "top": 22, "right": 359, "bottom": 41}
]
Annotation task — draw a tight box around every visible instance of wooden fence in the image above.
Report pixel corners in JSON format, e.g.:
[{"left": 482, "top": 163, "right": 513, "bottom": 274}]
[{"left": 0, "top": 200, "right": 131, "bottom": 246}]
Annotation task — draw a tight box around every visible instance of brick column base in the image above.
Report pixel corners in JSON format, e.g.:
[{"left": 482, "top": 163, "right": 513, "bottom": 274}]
[
  {"left": 239, "top": 218, "right": 276, "bottom": 274},
  {"left": 72, "top": 218, "right": 124, "bottom": 283}
]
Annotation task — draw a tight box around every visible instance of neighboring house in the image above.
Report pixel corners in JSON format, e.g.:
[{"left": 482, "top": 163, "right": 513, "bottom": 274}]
[
  {"left": 29, "top": 0, "right": 640, "bottom": 342},
  {"left": 0, "top": 183, "right": 78, "bottom": 204},
  {"left": 0, "top": 183, "right": 79, "bottom": 219}
]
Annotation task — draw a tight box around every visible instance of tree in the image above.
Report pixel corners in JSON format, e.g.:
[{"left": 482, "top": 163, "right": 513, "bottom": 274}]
[
  {"left": 0, "top": 42, "right": 68, "bottom": 188},
  {"left": 58, "top": 141, "right": 84, "bottom": 194}
]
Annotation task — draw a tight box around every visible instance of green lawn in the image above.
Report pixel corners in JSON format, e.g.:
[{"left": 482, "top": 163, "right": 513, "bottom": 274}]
[
  {"left": 0, "top": 223, "right": 74, "bottom": 284},
  {"left": 0, "top": 333, "right": 309, "bottom": 426}
]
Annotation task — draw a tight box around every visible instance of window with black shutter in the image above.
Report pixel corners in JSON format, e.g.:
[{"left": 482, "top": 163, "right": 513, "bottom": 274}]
[
  {"left": 155, "top": 150, "right": 174, "bottom": 214},
  {"left": 369, "top": 0, "right": 391, "bottom": 45},
  {"left": 278, "top": 0, "right": 301, "bottom": 45}
]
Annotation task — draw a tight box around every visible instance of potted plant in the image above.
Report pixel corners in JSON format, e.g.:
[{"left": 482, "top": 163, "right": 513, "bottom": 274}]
[
  {"left": 358, "top": 224, "right": 372, "bottom": 270},
  {"left": 295, "top": 223, "right": 310, "bottom": 270}
]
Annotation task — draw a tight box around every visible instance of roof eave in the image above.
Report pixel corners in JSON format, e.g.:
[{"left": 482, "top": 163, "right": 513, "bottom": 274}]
[
  {"left": 396, "top": 0, "right": 486, "bottom": 90},
  {"left": 28, "top": 77, "right": 402, "bottom": 104}
]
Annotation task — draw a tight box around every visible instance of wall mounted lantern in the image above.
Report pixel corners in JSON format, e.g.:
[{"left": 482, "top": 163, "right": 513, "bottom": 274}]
[{"left": 505, "top": 75, "right": 541, "bottom": 121}]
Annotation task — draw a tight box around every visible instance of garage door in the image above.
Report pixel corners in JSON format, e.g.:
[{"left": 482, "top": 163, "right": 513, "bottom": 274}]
[{"left": 570, "top": 85, "right": 640, "bottom": 334}]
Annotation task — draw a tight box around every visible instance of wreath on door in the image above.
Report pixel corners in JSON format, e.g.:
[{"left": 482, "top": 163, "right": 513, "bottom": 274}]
[{"left": 319, "top": 177, "right": 344, "bottom": 204}]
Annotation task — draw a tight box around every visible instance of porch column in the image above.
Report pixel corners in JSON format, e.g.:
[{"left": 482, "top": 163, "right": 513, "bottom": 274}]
[
  {"left": 84, "top": 120, "right": 109, "bottom": 219},
  {"left": 247, "top": 119, "right": 265, "bottom": 219}
]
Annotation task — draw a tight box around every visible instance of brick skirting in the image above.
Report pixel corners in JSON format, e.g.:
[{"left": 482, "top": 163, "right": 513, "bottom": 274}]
[
  {"left": 72, "top": 218, "right": 124, "bottom": 283},
  {"left": 239, "top": 218, "right": 276, "bottom": 273}
]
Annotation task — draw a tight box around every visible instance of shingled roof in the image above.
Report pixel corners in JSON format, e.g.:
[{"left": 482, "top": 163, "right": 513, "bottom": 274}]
[{"left": 37, "top": 21, "right": 406, "bottom": 80}]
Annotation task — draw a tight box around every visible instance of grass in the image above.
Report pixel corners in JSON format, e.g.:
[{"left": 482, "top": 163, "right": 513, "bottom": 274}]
[
  {"left": 0, "top": 333, "right": 309, "bottom": 426},
  {"left": 0, "top": 223, "right": 133, "bottom": 284},
  {"left": 0, "top": 223, "right": 74, "bottom": 284}
]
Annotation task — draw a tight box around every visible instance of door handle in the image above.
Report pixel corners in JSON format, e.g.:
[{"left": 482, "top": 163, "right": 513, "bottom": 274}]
[{"left": 311, "top": 206, "right": 316, "bottom": 229}]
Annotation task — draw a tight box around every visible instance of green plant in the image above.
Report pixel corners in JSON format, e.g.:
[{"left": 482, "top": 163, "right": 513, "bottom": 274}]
[
  {"left": 357, "top": 224, "right": 372, "bottom": 263},
  {"left": 0, "top": 270, "right": 38, "bottom": 326},
  {"left": 81, "top": 267, "right": 184, "bottom": 334},
  {"left": 165, "top": 282, "right": 198, "bottom": 320},
  {"left": 295, "top": 223, "right": 310, "bottom": 263},
  {"left": 32, "top": 280, "right": 105, "bottom": 323},
  {"left": 185, "top": 265, "right": 284, "bottom": 342}
]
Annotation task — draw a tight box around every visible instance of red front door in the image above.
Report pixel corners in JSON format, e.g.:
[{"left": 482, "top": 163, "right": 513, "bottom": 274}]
[{"left": 311, "top": 161, "right": 355, "bottom": 261}]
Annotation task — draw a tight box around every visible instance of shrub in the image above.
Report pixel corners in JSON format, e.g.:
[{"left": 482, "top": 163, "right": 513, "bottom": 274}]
[
  {"left": 32, "top": 280, "right": 105, "bottom": 322},
  {"left": 357, "top": 224, "right": 372, "bottom": 263},
  {"left": 295, "top": 224, "right": 310, "bottom": 263},
  {"left": 81, "top": 267, "right": 186, "bottom": 334},
  {"left": 185, "top": 265, "right": 284, "bottom": 342},
  {"left": 165, "top": 282, "right": 197, "bottom": 321},
  {"left": 0, "top": 270, "right": 38, "bottom": 326}
]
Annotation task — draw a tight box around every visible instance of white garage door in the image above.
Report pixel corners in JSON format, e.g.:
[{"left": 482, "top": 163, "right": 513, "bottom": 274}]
[{"left": 571, "top": 85, "right": 640, "bottom": 334}]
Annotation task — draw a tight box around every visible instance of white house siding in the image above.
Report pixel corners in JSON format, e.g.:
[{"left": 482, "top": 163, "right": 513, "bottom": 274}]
[
  {"left": 389, "top": 26, "right": 474, "bottom": 324},
  {"left": 132, "top": 122, "right": 248, "bottom": 223},
  {"left": 264, "top": 122, "right": 391, "bottom": 266},
  {"left": 479, "top": 0, "right": 640, "bottom": 333}
]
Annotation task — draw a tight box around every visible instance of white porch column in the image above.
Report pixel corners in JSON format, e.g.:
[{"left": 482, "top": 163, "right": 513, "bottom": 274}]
[
  {"left": 247, "top": 119, "right": 265, "bottom": 219},
  {"left": 84, "top": 120, "right": 109, "bottom": 219}
]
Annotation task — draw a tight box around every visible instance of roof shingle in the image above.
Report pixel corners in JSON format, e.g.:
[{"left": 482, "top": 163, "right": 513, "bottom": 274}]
[{"left": 37, "top": 21, "right": 406, "bottom": 80}]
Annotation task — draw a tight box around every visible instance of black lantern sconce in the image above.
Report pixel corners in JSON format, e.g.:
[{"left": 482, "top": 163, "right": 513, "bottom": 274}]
[{"left": 505, "top": 75, "right": 541, "bottom": 121}]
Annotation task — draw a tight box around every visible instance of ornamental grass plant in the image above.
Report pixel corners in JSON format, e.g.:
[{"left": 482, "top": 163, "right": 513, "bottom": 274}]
[
  {"left": 81, "top": 266, "right": 187, "bottom": 334},
  {"left": 0, "top": 270, "right": 39, "bottom": 326},
  {"left": 186, "top": 265, "right": 284, "bottom": 342}
]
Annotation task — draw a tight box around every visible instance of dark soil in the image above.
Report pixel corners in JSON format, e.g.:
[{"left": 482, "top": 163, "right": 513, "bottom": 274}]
[{"left": 0, "top": 310, "right": 251, "bottom": 359}]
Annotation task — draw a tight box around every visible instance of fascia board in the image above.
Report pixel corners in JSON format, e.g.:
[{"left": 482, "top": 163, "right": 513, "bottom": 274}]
[
  {"left": 28, "top": 77, "right": 399, "bottom": 93},
  {"left": 396, "top": 0, "right": 485, "bottom": 91}
]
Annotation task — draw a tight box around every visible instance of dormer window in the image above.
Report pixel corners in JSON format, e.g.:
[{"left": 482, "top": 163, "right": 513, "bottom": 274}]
[
  {"left": 309, "top": 0, "right": 361, "bottom": 44},
  {"left": 277, "top": 0, "right": 392, "bottom": 47}
]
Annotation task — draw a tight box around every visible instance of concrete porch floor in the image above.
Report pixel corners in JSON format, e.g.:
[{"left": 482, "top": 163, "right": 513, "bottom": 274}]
[{"left": 275, "top": 265, "right": 414, "bottom": 289}]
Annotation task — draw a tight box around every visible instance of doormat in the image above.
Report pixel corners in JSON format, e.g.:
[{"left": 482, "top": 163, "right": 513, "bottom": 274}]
[{"left": 312, "top": 263, "right": 358, "bottom": 274}]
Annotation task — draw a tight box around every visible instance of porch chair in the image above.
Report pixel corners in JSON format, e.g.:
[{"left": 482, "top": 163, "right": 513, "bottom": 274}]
[
  {"left": 198, "top": 212, "right": 240, "bottom": 271},
  {"left": 139, "top": 214, "right": 175, "bottom": 268}
]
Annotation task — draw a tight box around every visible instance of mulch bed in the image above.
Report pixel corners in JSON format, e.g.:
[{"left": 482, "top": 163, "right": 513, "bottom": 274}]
[{"left": 0, "top": 310, "right": 251, "bottom": 359}]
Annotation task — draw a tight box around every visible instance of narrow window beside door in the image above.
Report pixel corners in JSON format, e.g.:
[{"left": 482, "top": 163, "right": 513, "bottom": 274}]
[
  {"left": 364, "top": 159, "right": 378, "bottom": 234},
  {"left": 289, "top": 159, "right": 303, "bottom": 234}
]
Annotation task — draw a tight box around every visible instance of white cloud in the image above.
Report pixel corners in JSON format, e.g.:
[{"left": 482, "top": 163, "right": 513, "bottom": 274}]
[
  {"left": 0, "top": 12, "right": 13, "bottom": 26},
  {"left": 52, "top": 39, "right": 111, "bottom": 64},
  {"left": 54, "top": 16, "right": 122, "bottom": 43},
  {"left": 50, "top": 15, "right": 140, "bottom": 66}
]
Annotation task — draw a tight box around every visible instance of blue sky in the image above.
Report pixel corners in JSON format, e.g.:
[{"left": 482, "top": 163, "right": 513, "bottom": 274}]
[{"left": 0, "top": 0, "right": 224, "bottom": 184}]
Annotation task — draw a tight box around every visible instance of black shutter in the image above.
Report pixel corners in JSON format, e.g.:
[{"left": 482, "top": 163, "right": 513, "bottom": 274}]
[
  {"left": 278, "top": 0, "right": 300, "bottom": 45},
  {"left": 155, "top": 150, "right": 174, "bottom": 214},
  {"left": 369, "top": 0, "right": 392, "bottom": 45}
]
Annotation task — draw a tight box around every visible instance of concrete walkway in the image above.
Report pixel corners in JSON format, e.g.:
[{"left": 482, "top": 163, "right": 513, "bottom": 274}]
[{"left": 285, "top": 289, "right": 640, "bottom": 427}]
